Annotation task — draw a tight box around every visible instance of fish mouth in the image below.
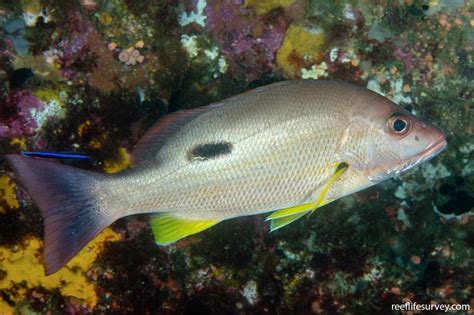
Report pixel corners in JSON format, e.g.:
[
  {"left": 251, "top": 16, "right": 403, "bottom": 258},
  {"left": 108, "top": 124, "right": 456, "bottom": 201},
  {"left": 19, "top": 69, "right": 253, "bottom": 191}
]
[
  {"left": 418, "top": 134, "right": 447, "bottom": 161},
  {"left": 396, "top": 133, "right": 447, "bottom": 173},
  {"left": 400, "top": 133, "right": 447, "bottom": 171},
  {"left": 368, "top": 133, "right": 447, "bottom": 182}
]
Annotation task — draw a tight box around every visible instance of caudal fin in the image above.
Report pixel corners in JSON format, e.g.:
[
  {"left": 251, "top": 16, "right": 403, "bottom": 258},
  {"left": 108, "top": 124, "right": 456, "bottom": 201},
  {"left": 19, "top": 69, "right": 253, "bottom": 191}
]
[{"left": 6, "top": 154, "right": 116, "bottom": 275}]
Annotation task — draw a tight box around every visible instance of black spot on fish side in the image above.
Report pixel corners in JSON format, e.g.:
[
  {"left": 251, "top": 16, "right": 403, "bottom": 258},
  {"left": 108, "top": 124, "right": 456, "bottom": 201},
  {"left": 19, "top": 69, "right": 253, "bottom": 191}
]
[{"left": 188, "top": 142, "right": 233, "bottom": 161}]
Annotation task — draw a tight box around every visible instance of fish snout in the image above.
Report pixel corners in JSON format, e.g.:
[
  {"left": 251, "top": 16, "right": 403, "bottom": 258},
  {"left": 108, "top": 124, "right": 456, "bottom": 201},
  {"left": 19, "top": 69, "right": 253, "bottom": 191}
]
[{"left": 415, "top": 119, "right": 447, "bottom": 160}]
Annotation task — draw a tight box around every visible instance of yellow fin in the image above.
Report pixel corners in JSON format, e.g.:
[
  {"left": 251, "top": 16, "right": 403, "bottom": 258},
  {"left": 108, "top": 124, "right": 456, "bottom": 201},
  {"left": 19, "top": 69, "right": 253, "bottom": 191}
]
[
  {"left": 270, "top": 212, "right": 309, "bottom": 232},
  {"left": 268, "top": 199, "right": 333, "bottom": 230},
  {"left": 310, "top": 162, "right": 348, "bottom": 214},
  {"left": 150, "top": 214, "right": 219, "bottom": 245},
  {"left": 265, "top": 162, "right": 349, "bottom": 227},
  {"left": 318, "top": 198, "right": 331, "bottom": 207},
  {"left": 266, "top": 203, "right": 314, "bottom": 220}
]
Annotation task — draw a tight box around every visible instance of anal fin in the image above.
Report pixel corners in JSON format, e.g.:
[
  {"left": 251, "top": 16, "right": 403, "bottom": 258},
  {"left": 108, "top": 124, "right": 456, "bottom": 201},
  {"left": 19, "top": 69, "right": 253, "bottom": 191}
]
[{"left": 150, "top": 214, "right": 219, "bottom": 245}]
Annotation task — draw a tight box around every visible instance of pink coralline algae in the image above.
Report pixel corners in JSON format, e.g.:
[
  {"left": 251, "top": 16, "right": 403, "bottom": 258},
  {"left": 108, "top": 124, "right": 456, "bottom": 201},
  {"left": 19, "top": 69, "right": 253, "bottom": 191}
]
[
  {"left": 60, "top": 12, "right": 96, "bottom": 75},
  {"left": 118, "top": 47, "right": 145, "bottom": 66},
  {"left": 205, "top": 0, "right": 289, "bottom": 81},
  {"left": 0, "top": 90, "right": 43, "bottom": 139},
  {"left": 57, "top": 11, "right": 121, "bottom": 92}
]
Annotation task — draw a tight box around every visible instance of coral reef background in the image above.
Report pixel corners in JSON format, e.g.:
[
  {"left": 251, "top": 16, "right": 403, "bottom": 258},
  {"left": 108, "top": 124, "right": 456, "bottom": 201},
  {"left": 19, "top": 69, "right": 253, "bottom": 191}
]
[{"left": 0, "top": 0, "right": 472, "bottom": 313}]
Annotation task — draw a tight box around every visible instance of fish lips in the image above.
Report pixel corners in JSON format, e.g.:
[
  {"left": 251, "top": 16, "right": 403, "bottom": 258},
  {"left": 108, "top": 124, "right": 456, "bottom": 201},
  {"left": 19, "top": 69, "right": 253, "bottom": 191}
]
[{"left": 368, "top": 133, "right": 447, "bottom": 182}]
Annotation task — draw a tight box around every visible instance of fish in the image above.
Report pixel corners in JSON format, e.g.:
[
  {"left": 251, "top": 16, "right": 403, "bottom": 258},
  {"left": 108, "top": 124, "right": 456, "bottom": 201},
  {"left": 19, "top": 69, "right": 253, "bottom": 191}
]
[
  {"left": 5, "top": 80, "right": 447, "bottom": 275},
  {"left": 21, "top": 151, "right": 91, "bottom": 160}
]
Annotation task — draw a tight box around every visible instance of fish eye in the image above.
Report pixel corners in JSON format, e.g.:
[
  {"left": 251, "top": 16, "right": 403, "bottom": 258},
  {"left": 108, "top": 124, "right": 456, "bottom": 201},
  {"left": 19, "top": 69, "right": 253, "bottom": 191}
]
[
  {"left": 393, "top": 119, "right": 407, "bottom": 132},
  {"left": 387, "top": 115, "right": 411, "bottom": 137}
]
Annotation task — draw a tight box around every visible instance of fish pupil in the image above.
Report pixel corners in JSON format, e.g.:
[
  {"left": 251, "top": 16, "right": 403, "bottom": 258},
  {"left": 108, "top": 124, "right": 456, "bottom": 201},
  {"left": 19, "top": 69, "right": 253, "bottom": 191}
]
[
  {"left": 393, "top": 119, "right": 407, "bottom": 132},
  {"left": 188, "top": 142, "right": 233, "bottom": 161}
]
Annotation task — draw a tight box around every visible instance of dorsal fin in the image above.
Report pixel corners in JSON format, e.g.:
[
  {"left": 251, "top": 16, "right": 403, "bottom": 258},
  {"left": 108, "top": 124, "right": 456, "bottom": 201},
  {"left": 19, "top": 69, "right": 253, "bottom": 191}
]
[
  {"left": 132, "top": 81, "right": 293, "bottom": 165},
  {"left": 132, "top": 105, "right": 219, "bottom": 165}
]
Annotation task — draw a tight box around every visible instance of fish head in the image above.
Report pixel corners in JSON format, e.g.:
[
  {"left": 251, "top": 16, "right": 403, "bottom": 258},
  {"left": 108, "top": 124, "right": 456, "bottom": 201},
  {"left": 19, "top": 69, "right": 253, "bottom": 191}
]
[{"left": 343, "top": 90, "right": 447, "bottom": 183}]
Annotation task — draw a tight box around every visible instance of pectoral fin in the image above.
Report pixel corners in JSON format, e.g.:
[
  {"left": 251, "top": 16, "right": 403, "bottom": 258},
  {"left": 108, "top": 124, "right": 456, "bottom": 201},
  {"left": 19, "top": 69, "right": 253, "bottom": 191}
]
[
  {"left": 266, "top": 203, "right": 315, "bottom": 220},
  {"left": 266, "top": 162, "right": 349, "bottom": 229},
  {"left": 150, "top": 214, "right": 219, "bottom": 245},
  {"left": 270, "top": 212, "right": 308, "bottom": 232},
  {"left": 310, "top": 162, "right": 348, "bottom": 214}
]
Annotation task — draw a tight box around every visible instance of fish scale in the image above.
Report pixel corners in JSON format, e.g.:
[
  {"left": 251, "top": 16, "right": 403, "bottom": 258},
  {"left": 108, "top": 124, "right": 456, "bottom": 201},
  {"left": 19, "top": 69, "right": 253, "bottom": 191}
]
[
  {"left": 127, "top": 86, "right": 344, "bottom": 214},
  {"left": 118, "top": 117, "right": 341, "bottom": 219}
]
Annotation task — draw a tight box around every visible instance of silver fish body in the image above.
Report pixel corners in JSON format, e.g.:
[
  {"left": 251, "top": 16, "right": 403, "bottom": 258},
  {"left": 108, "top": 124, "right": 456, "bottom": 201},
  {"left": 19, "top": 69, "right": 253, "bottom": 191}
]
[
  {"left": 107, "top": 81, "right": 370, "bottom": 219},
  {"left": 6, "top": 80, "right": 447, "bottom": 274},
  {"left": 105, "top": 80, "right": 444, "bottom": 219}
]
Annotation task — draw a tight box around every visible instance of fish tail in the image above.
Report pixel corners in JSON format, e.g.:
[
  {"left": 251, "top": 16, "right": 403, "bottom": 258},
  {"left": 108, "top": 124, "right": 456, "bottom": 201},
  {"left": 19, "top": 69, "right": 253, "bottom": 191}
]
[{"left": 6, "top": 154, "right": 116, "bottom": 275}]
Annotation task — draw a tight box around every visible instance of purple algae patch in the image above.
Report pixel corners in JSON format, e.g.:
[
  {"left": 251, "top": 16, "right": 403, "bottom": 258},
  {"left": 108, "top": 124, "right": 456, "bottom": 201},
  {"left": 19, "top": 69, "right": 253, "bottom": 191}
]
[
  {"left": 0, "top": 90, "right": 43, "bottom": 139},
  {"left": 205, "top": 0, "right": 289, "bottom": 81}
]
